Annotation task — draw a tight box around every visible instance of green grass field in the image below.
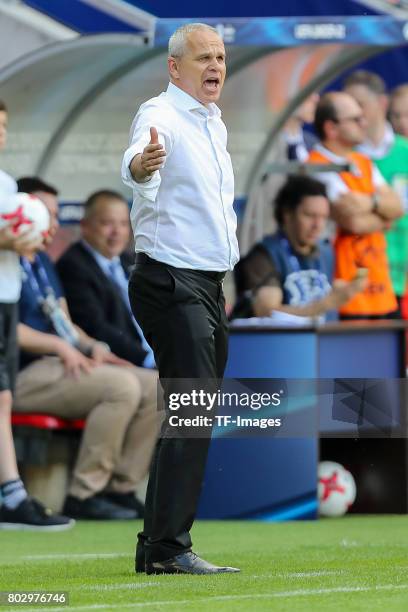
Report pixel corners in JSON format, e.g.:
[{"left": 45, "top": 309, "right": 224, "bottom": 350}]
[{"left": 1, "top": 516, "right": 408, "bottom": 611}]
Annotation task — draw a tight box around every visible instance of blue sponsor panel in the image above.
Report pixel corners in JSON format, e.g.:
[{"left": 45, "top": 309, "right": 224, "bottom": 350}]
[
  {"left": 198, "top": 438, "right": 317, "bottom": 520},
  {"left": 318, "top": 328, "right": 404, "bottom": 436},
  {"left": 58, "top": 201, "right": 84, "bottom": 226},
  {"left": 319, "top": 329, "right": 402, "bottom": 378},
  {"left": 226, "top": 330, "right": 317, "bottom": 378},
  {"left": 154, "top": 16, "right": 408, "bottom": 47},
  {"left": 21, "top": 0, "right": 382, "bottom": 33},
  {"left": 198, "top": 329, "right": 318, "bottom": 521},
  {"left": 123, "top": 0, "right": 379, "bottom": 18},
  {"left": 198, "top": 323, "right": 405, "bottom": 520}
]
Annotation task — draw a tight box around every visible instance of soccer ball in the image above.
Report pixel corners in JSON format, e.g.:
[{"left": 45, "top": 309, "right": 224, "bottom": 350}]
[
  {"left": 0, "top": 192, "right": 50, "bottom": 238},
  {"left": 318, "top": 461, "right": 356, "bottom": 517}
]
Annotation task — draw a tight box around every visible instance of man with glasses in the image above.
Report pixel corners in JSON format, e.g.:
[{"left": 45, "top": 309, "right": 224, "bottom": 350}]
[
  {"left": 343, "top": 71, "right": 408, "bottom": 315},
  {"left": 308, "top": 91, "right": 402, "bottom": 319}
]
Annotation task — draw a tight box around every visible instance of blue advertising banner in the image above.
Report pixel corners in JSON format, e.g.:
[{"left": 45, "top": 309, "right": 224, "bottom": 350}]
[
  {"left": 154, "top": 16, "right": 408, "bottom": 47},
  {"left": 107, "top": 0, "right": 380, "bottom": 19}
]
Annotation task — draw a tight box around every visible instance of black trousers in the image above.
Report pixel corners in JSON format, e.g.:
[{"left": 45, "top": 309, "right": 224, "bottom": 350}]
[{"left": 128, "top": 255, "right": 228, "bottom": 562}]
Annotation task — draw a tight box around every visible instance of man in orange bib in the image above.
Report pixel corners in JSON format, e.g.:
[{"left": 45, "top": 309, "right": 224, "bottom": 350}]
[{"left": 308, "top": 92, "right": 402, "bottom": 319}]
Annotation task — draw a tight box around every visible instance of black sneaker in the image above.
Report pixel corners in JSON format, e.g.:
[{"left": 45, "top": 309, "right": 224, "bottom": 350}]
[
  {"left": 0, "top": 498, "right": 75, "bottom": 531},
  {"left": 63, "top": 494, "right": 137, "bottom": 520},
  {"left": 104, "top": 492, "right": 145, "bottom": 518}
]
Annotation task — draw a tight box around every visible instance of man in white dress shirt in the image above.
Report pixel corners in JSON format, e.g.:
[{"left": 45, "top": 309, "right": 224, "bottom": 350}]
[{"left": 122, "top": 23, "right": 240, "bottom": 575}]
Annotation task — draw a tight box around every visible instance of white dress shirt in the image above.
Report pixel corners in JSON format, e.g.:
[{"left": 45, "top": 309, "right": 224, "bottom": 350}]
[
  {"left": 0, "top": 169, "right": 20, "bottom": 303},
  {"left": 121, "top": 82, "right": 239, "bottom": 271}
]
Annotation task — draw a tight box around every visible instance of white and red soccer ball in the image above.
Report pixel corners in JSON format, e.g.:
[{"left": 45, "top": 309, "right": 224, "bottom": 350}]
[
  {"left": 0, "top": 192, "right": 50, "bottom": 238},
  {"left": 318, "top": 461, "right": 356, "bottom": 517}
]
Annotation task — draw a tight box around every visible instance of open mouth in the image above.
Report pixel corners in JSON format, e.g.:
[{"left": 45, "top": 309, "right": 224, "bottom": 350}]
[{"left": 203, "top": 77, "right": 220, "bottom": 91}]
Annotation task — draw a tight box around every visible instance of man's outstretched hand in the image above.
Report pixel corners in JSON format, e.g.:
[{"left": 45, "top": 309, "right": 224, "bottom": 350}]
[{"left": 130, "top": 127, "right": 166, "bottom": 183}]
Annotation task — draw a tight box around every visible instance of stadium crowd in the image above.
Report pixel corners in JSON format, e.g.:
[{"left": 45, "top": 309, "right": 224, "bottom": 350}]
[{"left": 1, "top": 66, "right": 408, "bottom": 529}]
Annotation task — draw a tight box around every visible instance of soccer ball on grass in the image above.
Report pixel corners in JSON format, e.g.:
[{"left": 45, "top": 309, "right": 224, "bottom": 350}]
[{"left": 318, "top": 460, "right": 356, "bottom": 517}]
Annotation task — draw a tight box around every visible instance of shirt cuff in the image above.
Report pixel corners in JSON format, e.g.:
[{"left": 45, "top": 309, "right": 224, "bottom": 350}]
[{"left": 121, "top": 144, "right": 161, "bottom": 202}]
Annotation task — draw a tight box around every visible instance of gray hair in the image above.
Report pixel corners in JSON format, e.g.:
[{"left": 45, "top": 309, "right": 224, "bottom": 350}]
[{"left": 168, "top": 23, "right": 219, "bottom": 58}]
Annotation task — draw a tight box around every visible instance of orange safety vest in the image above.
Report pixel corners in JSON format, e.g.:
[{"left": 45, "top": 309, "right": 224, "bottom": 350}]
[{"left": 308, "top": 149, "right": 397, "bottom": 316}]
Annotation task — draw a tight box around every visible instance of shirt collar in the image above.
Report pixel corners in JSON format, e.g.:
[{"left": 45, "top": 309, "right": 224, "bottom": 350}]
[
  {"left": 165, "top": 82, "right": 221, "bottom": 118},
  {"left": 81, "top": 239, "right": 120, "bottom": 275},
  {"left": 357, "top": 122, "right": 395, "bottom": 159},
  {"left": 314, "top": 143, "right": 364, "bottom": 177},
  {"left": 314, "top": 143, "right": 348, "bottom": 164}
]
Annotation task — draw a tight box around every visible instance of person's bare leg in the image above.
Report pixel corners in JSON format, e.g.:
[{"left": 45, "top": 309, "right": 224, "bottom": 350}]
[
  {"left": 0, "top": 389, "right": 73, "bottom": 529},
  {"left": 0, "top": 389, "right": 29, "bottom": 513},
  {"left": 0, "top": 390, "right": 19, "bottom": 483}
]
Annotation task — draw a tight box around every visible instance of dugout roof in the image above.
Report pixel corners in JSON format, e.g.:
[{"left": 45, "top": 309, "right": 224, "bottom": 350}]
[{"left": 0, "top": 16, "right": 406, "bottom": 245}]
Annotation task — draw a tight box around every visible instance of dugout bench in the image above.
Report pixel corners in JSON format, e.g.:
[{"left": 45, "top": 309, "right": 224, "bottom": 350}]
[{"left": 11, "top": 413, "right": 85, "bottom": 512}]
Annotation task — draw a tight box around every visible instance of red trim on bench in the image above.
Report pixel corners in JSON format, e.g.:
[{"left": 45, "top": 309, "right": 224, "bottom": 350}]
[{"left": 12, "top": 413, "right": 85, "bottom": 430}]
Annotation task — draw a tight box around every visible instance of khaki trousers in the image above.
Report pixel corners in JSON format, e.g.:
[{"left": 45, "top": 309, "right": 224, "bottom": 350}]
[{"left": 13, "top": 357, "right": 160, "bottom": 500}]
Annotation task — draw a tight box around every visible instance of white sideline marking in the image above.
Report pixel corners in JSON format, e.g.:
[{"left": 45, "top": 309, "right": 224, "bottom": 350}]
[
  {"left": 20, "top": 583, "right": 408, "bottom": 611},
  {"left": 253, "top": 570, "right": 342, "bottom": 578},
  {"left": 340, "top": 539, "right": 359, "bottom": 547},
  {"left": 286, "top": 571, "right": 342, "bottom": 578},
  {"left": 82, "top": 582, "right": 160, "bottom": 591},
  {"left": 21, "top": 553, "right": 132, "bottom": 561}
]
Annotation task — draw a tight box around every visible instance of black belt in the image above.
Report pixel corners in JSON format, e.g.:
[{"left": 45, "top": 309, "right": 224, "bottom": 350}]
[{"left": 134, "top": 252, "right": 226, "bottom": 281}]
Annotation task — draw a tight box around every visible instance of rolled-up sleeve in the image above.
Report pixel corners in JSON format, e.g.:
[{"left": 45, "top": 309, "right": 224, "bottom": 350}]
[{"left": 121, "top": 101, "right": 175, "bottom": 202}]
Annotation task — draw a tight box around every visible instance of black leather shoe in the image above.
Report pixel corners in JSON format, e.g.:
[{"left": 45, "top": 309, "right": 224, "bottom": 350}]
[
  {"left": 104, "top": 492, "right": 145, "bottom": 518},
  {"left": 145, "top": 551, "right": 240, "bottom": 575},
  {"left": 63, "top": 495, "right": 137, "bottom": 520}
]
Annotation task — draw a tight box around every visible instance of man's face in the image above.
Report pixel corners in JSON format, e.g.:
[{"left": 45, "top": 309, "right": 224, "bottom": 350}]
[
  {"left": 81, "top": 197, "right": 130, "bottom": 259},
  {"left": 286, "top": 195, "right": 330, "bottom": 249},
  {"left": 168, "top": 29, "right": 226, "bottom": 106},
  {"left": 331, "top": 93, "right": 367, "bottom": 147},
  {"left": 389, "top": 93, "right": 408, "bottom": 138},
  {"left": 344, "top": 84, "right": 385, "bottom": 130},
  {"left": 34, "top": 190, "right": 59, "bottom": 236},
  {"left": 0, "top": 110, "right": 8, "bottom": 151}
]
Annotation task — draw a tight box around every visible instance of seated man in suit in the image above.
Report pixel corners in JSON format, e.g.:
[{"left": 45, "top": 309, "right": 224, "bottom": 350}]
[
  {"left": 56, "top": 189, "right": 154, "bottom": 369},
  {"left": 14, "top": 177, "right": 160, "bottom": 520},
  {"left": 233, "top": 175, "right": 366, "bottom": 319}
]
